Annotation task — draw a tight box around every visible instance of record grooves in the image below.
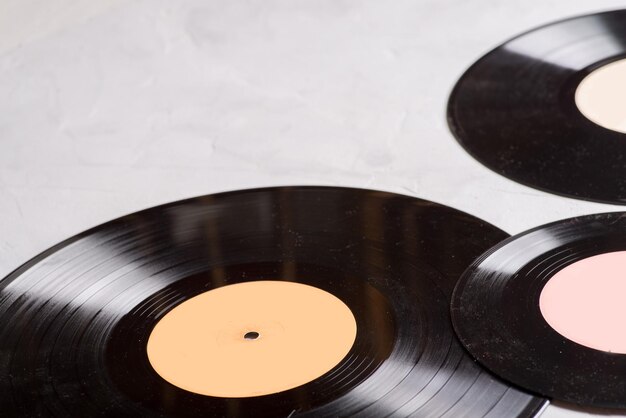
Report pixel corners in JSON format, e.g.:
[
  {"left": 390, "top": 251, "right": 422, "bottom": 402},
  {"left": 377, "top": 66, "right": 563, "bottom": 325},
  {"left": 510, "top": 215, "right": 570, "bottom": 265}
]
[{"left": 0, "top": 187, "right": 546, "bottom": 417}]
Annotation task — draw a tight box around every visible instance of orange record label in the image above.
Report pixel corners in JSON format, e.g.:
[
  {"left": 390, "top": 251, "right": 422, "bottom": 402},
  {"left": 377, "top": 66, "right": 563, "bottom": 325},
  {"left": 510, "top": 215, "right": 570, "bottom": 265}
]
[{"left": 147, "top": 280, "right": 357, "bottom": 398}]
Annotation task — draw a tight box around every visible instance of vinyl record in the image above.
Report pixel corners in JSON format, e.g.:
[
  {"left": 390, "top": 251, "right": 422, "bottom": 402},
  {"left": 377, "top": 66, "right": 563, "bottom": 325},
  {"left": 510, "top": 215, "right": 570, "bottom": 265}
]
[
  {"left": 448, "top": 9, "right": 626, "bottom": 204},
  {"left": 451, "top": 211, "right": 626, "bottom": 409},
  {"left": 0, "top": 186, "right": 546, "bottom": 417}
]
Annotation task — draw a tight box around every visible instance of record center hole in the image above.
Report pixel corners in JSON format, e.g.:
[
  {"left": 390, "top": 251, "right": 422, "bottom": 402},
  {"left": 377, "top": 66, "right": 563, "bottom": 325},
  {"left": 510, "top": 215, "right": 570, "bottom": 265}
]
[{"left": 244, "top": 331, "right": 260, "bottom": 340}]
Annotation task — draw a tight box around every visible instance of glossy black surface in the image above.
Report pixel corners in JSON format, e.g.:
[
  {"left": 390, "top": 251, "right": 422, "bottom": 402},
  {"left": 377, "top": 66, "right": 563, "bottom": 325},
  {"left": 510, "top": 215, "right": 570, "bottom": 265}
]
[
  {"left": 448, "top": 10, "right": 626, "bottom": 204},
  {"left": 452, "top": 211, "right": 626, "bottom": 408},
  {"left": 0, "top": 186, "right": 546, "bottom": 417}
]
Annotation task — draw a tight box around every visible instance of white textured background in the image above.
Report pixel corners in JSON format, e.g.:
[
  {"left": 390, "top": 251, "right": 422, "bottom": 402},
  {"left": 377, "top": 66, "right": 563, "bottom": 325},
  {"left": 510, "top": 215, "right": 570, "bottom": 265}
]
[{"left": 1, "top": 1, "right": 626, "bottom": 416}]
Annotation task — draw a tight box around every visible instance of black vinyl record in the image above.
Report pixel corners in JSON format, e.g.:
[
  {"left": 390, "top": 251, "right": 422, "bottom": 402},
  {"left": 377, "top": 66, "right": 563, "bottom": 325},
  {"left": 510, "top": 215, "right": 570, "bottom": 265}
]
[
  {"left": 451, "top": 211, "right": 626, "bottom": 409},
  {"left": 0, "top": 186, "right": 546, "bottom": 417},
  {"left": 447, "top": 9, "right": 626, "bottom": 204}
]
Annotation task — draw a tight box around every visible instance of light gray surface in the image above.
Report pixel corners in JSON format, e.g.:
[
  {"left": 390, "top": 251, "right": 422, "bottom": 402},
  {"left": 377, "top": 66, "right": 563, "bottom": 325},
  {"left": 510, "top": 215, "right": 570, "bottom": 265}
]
[{"left": 1, "top": 0, "right": 626, "bottom": 416}]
